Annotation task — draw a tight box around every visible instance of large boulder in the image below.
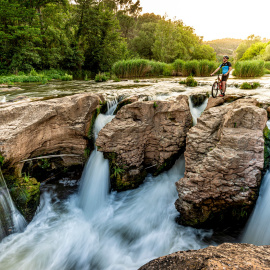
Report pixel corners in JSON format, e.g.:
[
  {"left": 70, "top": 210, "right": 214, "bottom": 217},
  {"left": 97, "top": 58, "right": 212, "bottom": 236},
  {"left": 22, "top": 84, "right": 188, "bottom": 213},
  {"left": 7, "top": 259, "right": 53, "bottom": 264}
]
[
  {"left": 0, "top": 93, "right": 104, "bottom": 174},
  {"left": 96, "top": 96, "right": 192, "bottom": 191},
  {"left": 175, "top": 98, "right": 268, "bottom": 228},
  {"left": 139, "top": 243, "right": 270, "bottom": 270}
]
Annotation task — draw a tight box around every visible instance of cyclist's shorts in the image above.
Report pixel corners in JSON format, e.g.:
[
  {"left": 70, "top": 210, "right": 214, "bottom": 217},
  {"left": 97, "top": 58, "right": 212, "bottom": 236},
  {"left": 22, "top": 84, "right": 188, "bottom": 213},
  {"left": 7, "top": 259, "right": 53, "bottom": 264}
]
[{"left": 222, "top": 74, "right": 229, "bottom": 81}]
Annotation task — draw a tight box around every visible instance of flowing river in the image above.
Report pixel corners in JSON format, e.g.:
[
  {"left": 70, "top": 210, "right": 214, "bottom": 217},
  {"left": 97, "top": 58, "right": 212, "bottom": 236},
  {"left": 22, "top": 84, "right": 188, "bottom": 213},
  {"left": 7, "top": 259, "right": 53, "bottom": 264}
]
[{"left": 0, "top": 99, "right": 213, "bottom": 270}]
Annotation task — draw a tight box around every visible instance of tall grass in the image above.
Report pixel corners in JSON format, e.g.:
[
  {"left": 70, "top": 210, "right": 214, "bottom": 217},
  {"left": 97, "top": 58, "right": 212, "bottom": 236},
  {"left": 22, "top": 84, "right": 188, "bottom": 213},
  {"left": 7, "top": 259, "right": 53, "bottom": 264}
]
[
  {"left": 0, "top": 69, "right": 73, "bottom": 84},
  {"left": 232, "top": 60, "right": 265, "bottom": 77},
  {"left": 112, "top": 59, "right": 218, "bottom": 78},
  {"left": 173, "top": 59, "right": 185, "bottom": 74}
]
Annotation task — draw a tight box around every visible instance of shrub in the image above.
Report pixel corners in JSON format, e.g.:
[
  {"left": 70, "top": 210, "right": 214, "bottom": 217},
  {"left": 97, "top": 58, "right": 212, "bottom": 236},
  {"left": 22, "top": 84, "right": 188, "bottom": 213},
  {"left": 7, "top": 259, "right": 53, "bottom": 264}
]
[
  {"left": 95, "top": 72, "right": 109, "bottom": 82},
  {"left": 179, "top": 80, "right": 186, "bottom": 84},
  {"left": 240, "top": 82, "right": 261, "bottom": 89},
  {"left": 198, "top": 60, "right": 219, "bottom": 77},
  {"left": 185, "top": 76, "right": 198, "bottom": 87},
  {"left": 240, "top": 82, "right": 252, "bottom": 89},
  {"left": 163, "top": 64, "right": 174, "bottom": 76},
  {"left": 61, "top": 74, "right": 73, "bottom": 81},
  {"left": 233, "top": 60, "right": 265, "bottom": 77},
  {"left": 182, "top": 60, "right": 200, "bottom": 76},
  {"left": 265, "top": 61, "right": 270, "bottom": 70},
  {"left": 173, "top": 59, "right": 185, "bottom": 74}
]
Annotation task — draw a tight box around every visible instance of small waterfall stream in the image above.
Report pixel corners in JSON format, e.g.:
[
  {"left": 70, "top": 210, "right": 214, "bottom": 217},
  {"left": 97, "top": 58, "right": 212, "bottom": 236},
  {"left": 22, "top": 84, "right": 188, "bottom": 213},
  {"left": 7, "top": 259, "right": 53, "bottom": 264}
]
[
  {"left": 242, "top": 121, "right": 270, "bottom": 245},
  {"left": 0, "top": 170, "right": 27, "bottom": 240},
  {"left": 79, "top": 100, "right": 117, "bottom": 219}
]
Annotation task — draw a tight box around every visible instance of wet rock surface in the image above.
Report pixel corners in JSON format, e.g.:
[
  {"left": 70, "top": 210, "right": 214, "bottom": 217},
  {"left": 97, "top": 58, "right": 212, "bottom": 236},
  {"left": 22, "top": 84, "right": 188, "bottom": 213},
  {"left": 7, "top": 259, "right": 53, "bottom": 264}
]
[
  {"left": 139, "top": 243, "right": 270, "bottom": 270},
  {"left": 96, "top": 96, "right": 192, "bottom": 191},
  {"left": 175, "top": 98, "right": 268, "bottom": 228}
]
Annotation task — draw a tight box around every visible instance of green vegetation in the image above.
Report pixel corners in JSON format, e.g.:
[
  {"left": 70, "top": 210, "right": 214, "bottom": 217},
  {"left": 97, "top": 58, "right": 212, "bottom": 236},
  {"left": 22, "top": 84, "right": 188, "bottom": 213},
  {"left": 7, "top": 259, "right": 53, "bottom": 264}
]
[
  {"left": 153, "top": 101, "right": 158, "bottom": 108},
  {"left": 181, "top": 76, "right": 198, "bottom": 87},
  {"left": 232, "top": 60, "right": 265, "bottom": 77},
  {"left": 94, "top": 73, "right": 109, "bottom": 82},
  {"left": 0, "top": 69, "right": 72, "bottom": 84},
  {"left": 240, "top": 82, "right": 261, "bottom": 89},
  {"left": 204, "top": 38, "right": 242, "bottom": 61},
  {"left": 112, "top": 59, "right": 218, "bottom": 78},
  {"left": 0, "top": 0, "right": 219, "bottom": 77}
]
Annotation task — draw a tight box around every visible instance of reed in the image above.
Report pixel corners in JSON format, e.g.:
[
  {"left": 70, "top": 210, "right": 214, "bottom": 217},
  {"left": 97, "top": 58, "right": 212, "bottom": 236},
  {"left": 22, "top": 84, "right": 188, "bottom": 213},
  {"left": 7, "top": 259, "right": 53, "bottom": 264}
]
[
  {"left": 173, "top": 59, "right": 185, "bottom": 74},
  {"left": 233, "top": 61, "right": 265, "bottom": 77}
]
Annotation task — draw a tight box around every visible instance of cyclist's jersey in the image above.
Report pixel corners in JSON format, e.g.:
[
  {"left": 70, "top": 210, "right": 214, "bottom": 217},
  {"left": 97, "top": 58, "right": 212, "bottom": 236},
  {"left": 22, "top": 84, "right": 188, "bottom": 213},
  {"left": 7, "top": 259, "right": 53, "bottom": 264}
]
[{"left": 219, "top": 62, "right": 232, "bottom": 74}]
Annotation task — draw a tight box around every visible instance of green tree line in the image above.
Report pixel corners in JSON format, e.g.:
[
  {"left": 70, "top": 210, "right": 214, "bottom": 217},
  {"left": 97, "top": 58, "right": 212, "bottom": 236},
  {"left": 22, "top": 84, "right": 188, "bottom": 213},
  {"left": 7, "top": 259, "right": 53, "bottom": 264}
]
[{"left": 0, "top": 0, "right": 216, "bottom": 76}]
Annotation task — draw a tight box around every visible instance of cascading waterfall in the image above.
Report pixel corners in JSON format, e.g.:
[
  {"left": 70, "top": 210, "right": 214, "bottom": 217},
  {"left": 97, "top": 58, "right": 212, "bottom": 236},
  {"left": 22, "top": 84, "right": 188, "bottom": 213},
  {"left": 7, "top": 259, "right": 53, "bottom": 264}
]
[
  {"left": 242, "top": 121, "right": 270, "bottom": 245},
  {"left": 78, "top": 99, "right": 117, "bottom": 218},
  {"left": 242, "top": 170, "right": 270, "bottom": 245},
  {"left": 0, "top": 169, "right": 27, "bottom": 240},
  {"left": 189, "top": 96, "right": 208, "bottom": 126},
  {"left": 0, "top": 97, "right": 212, "bottom": 270}
]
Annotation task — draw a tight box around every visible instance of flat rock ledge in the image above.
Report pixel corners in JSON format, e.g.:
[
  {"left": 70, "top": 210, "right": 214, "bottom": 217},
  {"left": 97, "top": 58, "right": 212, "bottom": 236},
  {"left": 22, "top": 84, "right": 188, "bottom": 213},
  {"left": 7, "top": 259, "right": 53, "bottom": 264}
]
[
  {"left": 96, "top": 95, "right": 192, "bottom": 191},
  {"left": 139, "top": 243, "right": 270, "bottom": 270},
  {"left": 175, "top": 98, "right": 268, "bottom": 228}
]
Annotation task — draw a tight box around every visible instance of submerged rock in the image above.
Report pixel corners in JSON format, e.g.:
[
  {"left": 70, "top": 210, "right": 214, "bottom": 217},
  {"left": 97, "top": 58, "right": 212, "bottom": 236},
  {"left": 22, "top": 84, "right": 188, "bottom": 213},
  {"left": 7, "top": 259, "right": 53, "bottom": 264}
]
[
  {"left": 175, "top": 98, "right": 267, "bottom": 228},
  {"left": 96, "top": 95, "right": 192, "bottom": 191},
  {"left": 139, "top": 243, "right": 270, "bottom": 270}
]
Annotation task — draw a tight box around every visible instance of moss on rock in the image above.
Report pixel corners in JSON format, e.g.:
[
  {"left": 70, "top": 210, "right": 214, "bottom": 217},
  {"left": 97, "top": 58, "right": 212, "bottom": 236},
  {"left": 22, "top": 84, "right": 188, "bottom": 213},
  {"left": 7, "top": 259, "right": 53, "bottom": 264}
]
[
  {"left": 5, "top": 174, "right": 40, "bottom": 221},
  {"left": 104, "top": 152, "right": 147, "bottom": 192},
  {"left": 264, "top": 125, "right": 270, "bottom": 171}
]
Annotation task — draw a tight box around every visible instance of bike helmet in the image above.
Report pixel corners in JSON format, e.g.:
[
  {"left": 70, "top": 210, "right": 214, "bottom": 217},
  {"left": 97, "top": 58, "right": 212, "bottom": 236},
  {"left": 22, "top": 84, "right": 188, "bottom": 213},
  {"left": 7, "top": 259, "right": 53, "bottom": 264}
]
[{"left": 223, "top": 55, "right": 229, "bottom": 59}]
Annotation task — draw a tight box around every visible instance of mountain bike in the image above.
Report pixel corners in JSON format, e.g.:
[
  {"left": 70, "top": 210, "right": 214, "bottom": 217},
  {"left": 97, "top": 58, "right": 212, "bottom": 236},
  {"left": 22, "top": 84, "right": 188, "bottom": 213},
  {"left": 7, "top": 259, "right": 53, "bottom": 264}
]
[{"left": 211, "top": 74, "right": 226, "bottom": 98}]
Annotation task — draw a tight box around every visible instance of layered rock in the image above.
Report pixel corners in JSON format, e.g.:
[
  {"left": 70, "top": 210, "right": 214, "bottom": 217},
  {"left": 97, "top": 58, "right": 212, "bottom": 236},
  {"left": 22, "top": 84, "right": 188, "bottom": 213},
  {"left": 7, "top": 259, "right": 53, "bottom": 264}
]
[
  {"left": 139, "top": 243, "right": 270, "bottom": 270},
  {"left": 175, "top": 98, "right": 267, "bottom": 227},
  {"left": 0, "top": 93, "right": 104, "bottom": 174},
  {"left": 96, "top": 95, "right": 192, "bottom": 191},
  {"left": 0, "top": 93, "right": 104, "bottom": 219}
]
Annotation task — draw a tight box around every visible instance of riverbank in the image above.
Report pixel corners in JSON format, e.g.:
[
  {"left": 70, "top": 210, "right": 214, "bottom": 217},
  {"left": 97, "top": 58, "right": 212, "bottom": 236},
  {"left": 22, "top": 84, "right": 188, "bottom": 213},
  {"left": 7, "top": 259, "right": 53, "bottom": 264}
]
[{"left": 2, "top": 75, "right": 270, "bottom": 106}]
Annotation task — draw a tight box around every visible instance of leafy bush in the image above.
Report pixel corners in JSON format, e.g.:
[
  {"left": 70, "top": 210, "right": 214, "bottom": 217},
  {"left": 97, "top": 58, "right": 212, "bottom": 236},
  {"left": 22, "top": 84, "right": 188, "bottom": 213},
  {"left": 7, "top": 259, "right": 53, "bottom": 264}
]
[
  {"left": 173, "top": 59, "right": 185, "bottom": 74},
  {"left": 163, "top": 64, "right": 174, "bottom": 76},
  {"left": 182, "top": 60, "right": 200, "bottom": 76},
  {"left": 61, "top": 74, "right": 73, "bottom": 81},
  {"left": 264, "top": 61, "right": 270, "bottom": 70},
  {"left": 95, "top": 72, "right": 109, "bottom": 82},
  {"left": 232, "top": 60, "right": 265, "bottom": 77},
  {"left": 240, "top": 82, "right": 261, "bottom": 89},
  {"left": 185, "top": 76, "right": 198, "bottom": 87},
  {"left": 179, "top": 80, "right": 186, "bottom": 84}
]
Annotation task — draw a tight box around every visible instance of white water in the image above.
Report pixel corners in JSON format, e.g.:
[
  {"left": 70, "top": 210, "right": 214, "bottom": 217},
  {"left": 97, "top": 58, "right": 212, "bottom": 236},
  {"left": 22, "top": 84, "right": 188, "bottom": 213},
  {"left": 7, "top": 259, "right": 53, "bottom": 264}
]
[
  {"left": 0, "top": 98, "right": 212, "bottom": 269},
  {"left": 78, "top": 100, "right": 116, "bottom": 219},
  {"left": 242, "top": 171, "right": 270, "bottom": 245},
  {"left": 241, "top": 121, "right": 270, "bottom": 245},
  {"left": 189, "top": 96, "right": 208, "bottom": 126},
  {"left": 0, "top": 170, "right": 27, "bottom": 240}
]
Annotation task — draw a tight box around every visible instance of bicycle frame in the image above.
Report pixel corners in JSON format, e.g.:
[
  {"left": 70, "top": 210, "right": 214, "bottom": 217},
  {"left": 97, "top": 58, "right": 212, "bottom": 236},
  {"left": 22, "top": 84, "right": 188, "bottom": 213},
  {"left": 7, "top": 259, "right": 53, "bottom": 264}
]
[{"left": 211, "top": 74, "right": 226, "bottom": 98}]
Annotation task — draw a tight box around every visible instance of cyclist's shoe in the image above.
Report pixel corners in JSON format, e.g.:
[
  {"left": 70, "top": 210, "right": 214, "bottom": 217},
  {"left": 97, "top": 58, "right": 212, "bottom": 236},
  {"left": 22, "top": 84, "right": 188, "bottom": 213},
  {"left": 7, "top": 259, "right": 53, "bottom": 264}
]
[{"left": 219, "top": 93, "right": 225, "bottom": 97}]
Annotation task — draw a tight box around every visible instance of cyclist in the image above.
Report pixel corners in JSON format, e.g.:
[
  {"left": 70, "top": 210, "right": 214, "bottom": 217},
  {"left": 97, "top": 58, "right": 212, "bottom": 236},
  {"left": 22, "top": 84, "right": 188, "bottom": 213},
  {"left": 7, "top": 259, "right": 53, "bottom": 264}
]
[{"left": 210, "top": 56, "right": 232, "bottom": 97}]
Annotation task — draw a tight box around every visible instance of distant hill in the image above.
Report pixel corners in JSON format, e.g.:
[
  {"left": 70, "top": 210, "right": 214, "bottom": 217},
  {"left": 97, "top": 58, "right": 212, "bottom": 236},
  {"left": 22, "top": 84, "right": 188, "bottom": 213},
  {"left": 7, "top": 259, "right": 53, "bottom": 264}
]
[{"left": 204, "top": 38, "right": 243, "bottom": 60}]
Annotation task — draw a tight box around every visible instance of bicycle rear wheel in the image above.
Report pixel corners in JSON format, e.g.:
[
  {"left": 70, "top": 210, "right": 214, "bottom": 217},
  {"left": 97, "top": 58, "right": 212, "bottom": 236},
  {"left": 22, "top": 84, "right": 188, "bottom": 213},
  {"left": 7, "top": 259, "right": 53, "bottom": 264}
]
[{"left": 212, "top": 82, "right": 219, "bottom": 98}]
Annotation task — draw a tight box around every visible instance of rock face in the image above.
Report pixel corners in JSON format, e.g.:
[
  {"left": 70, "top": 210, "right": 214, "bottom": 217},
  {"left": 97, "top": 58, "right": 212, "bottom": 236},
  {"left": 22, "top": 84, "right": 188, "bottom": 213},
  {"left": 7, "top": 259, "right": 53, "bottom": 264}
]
[
  {"left": 96, "top": 95, "right": 192, "bottom": 191},
  {"left": 139, "top": 243, "right": 270, "bottom": 270},
  {"left": 175, "top": 98, "right": 268, "bottom": 227},
  {"left": 0, "top": 93, "right": 103, "bottom": 219},
  {"left": 0, "top": 93, "right": 104, "bottom": 174}
]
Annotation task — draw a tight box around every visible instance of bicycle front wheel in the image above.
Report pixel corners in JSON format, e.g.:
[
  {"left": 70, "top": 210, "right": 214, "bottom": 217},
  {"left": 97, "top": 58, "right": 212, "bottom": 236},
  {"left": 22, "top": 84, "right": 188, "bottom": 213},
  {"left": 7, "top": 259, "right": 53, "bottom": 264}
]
[{"left": 212, "top": 82, "right": 219, "bottom": 98}]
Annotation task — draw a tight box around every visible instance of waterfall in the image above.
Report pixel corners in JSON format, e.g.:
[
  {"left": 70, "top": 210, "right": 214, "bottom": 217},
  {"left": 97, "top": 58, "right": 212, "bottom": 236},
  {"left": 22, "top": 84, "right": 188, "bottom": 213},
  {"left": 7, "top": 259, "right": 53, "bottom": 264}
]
[
  {"left": 242, "top": 171, "right": 270, "bottom": 245},
  {"left": 241, "top": 121, "right": 270, "bottom": 245},
  {"left": 189, "top": 96, "right": 208, "bottom": 126},
  {"left": 78, "top": 99, "right": 117, "bottom": 218},
  {"left": 0, "top": 98, "right": 212, "bottom": 269},
  {"left": 0, "top": 169, "right": 27, "bottom": 240}
]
